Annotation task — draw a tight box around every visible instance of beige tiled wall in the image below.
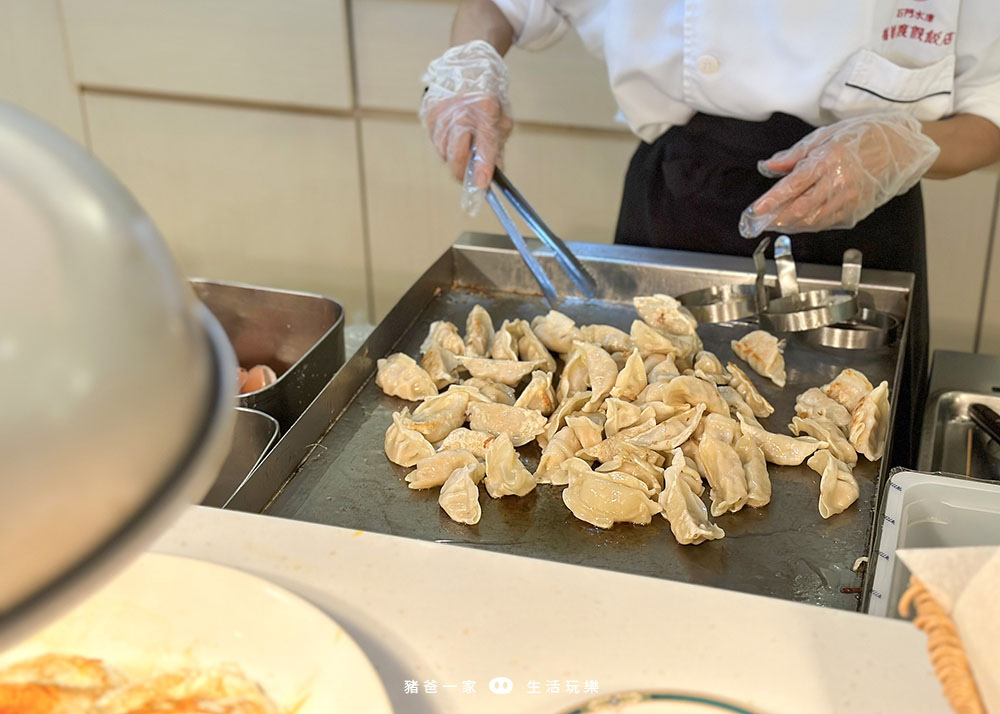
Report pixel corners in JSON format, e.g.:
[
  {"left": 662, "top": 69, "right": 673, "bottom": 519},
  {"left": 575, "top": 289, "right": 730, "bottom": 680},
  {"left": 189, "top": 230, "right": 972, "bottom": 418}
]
[
  {"left": 1, "top": 0, "right": 998, "bottom": 357},
  {"left": 85, "top": 93, "right": 370, "bottom": 325},
  {"left": 61, "top": 0, "right": 354, "bottom": 109},
  {"left": 0, "top": 0, "right": 85, "bottom": 143},
  {"left": 979, "top": 212, "right": 1000, "bottom": 355},
  {"left": 923, "top": 170, "right": 1000, "bottom": 353}
]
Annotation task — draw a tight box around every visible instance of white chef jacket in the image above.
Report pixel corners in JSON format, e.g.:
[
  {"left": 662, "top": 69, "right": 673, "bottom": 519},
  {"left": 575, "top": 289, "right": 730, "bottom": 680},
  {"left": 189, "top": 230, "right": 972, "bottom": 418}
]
[{"left": 490, "top": 0, "right": 1000, "bottom": 142}]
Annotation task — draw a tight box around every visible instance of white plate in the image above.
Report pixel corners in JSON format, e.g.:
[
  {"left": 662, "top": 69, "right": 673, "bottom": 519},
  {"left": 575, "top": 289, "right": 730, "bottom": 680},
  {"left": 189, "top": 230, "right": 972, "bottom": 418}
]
[
  {"left": 0, "top": 552, "right": 392, "bottom": 713},
  {"left": 557, "top": 691, "right": 766, "bottom": 714}
]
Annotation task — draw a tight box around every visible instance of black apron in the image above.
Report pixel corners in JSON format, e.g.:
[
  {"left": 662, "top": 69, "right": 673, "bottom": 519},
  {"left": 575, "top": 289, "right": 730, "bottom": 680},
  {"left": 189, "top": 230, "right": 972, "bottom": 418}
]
[{"left": 614, "top": 112, "right": 928, "bottom": 468}]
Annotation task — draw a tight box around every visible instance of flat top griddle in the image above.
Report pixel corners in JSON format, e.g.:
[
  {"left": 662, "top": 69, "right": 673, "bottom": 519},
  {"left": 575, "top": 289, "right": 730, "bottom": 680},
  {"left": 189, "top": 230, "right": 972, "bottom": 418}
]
[{"left": 240, "top": 234, "right": 913, "bottom": 611}]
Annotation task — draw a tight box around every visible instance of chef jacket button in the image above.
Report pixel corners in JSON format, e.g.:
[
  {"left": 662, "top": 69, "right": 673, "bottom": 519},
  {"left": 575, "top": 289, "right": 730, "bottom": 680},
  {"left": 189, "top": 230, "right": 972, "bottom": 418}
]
[{"left": 697, "top": 55, "right": 720, "bottom": 74}]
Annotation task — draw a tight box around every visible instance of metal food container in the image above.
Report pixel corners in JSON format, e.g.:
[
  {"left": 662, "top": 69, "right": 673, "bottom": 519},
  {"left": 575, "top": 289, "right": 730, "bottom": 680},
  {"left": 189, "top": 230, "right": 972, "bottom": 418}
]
[
  {"left": 191, "top": 280, "right": 346, "bottom": 432},
  {"left": 227, "top": 233, "right": 913, "bottom": 611},
  {"left": 201, "top": 408, "right": 280, "bottom": 508}
]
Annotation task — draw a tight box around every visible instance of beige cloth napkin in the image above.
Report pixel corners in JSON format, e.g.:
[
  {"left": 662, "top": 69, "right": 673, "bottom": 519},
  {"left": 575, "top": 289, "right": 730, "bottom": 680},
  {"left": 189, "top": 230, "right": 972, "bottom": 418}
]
[{"left": 897, "top": 546, "right": 1000, "bottom": 713}]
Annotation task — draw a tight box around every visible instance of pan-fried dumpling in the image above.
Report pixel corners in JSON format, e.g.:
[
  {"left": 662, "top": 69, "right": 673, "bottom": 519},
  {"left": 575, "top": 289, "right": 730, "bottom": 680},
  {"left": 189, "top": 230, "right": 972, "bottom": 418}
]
[
  {"left": 447, "top": 383, "right": 499, "bottom": 405},
  {"left": 421, "top": 346, "right": 459, "bottom": 389},
  {"left": 726, "top": 362, "right": 774, "bottom": 418},
  {"left": 735, "top": 435, "right": 771, "bottom": 507},
  {"left": 465, "top": 304, "right": 495, "bottom": 357},
  {"left": 643, "top": 353, "right": 667, "bottom": 372},
  {"left": 562, "top": 466, "right": 661, "bottom": 528},
  {"left": 541, "top": 391, "right": 593, "bottom": 445},
  {"left": 438, "top": 427, "right": 495, "bottom": 459},
  {"left": 790, "top": 415, "right": 857, "bottom": 466},
  {"left": 459, "top": 377, "right": 515, "bottom": 405},
  {"left": 630, "top": 320, "right": 701, "bottom": 359},
  {"left": 689, "top": 350, "right": 729, "bottom": 385},
  {"left": 490, "top": 320, "right": 519, "bottom": 361},
  {"left": 566, "top": 413, "right": 607, "bottom": 450},
  {"left": 609, "top": 348, "right": 647, "bottom": 401},
  {"left": 638, "top": 375, "right": 728, "bottom": 416},
  {"left": 737, "top": 413, "right": 826, "bottom": 466},
  {"left": 795, "top": 387, "right": 852, "bottom": 430},
  {"left": 555, "top": 346, "right": 589, "bottom": 402},
  {"left": 807, "top": 449, "right": 859, "bottom": 518},
  {"left": 484, "top": 433, "right": 536, "bottom": 498},
  {"left": 647, "top": 354, "right": 680, "bottom": 383},
  {"left": 602, "top": 398, "right": 653, "bottom": 437},
  {"left": 420, "top": 320, "right": 465, "bottom": 357},
  {"left": 640, "top": 400, "right": 678, "bottom": 422},
  {"left": 731, "top": 330, "right": 786, "bottom": 387},
  {"left": 629, "top": 404, "right": 706, "bottom": 452},
  {"left": 578, "top": 419, "right": 657, "bottom": 464},
  {"left": 573, "top": 340, "right": 618, "bottom": 411},
  {"left": 534, "top": 426, "right": 582, "bottom": 485},
  {"left": 513, "top": 318, "right": 557, "bottom": 372},
  {"left": 633, "top": 294, "right": 699, "bottom": 336},
  {"left": 467, "top": 401, "right": 547, "bottom": 447},
  {"left": 558, "top": 457, "right": 596, "bottom": 487},
  {"left": 579, "top": 324, "right": 635, "bottom": 353},
  {"left": 595, "top": 452, "right": 665, "bottom": 494},
  {"left": 849, "top": 380, "right": 890, "bottom": 461},
  {"left": 699, "top": 434, "right": 748, "bottom": 517},
  {"left": 659, "top": 448, "right": 724, "bottom": 545},
  {"left": 406, "top": 449, "right": 483, "bottom": 489},
  {"left": 717, "top": 385, "right": 761, "bottom": 427},
  {"left": 531, "top": 310, "right": 580, "bottom": 353},
  {"left": 680, "top": 438, "right": 706, "bottom": 478},
  {"left": 376, "top": 353, "right": 439, "bottom": 401},
  {"left": 697, "top": 412, "right": 740, "bottom": 445},
  {"left": 514, "top": 370, "right": 556, "bottom": 415},
  {"left": 457, "top": 356, "right": 542, "bottom": 387},
  {"left": 384, "top": 409, "right": 435, "bottom": 466},
  {"left": 821, "top": 368, "right": 874, "bottom": 412},
  {"left": 439, "top": 463, "right": 482, "bottom": 525},
  {"left": 408, "top": 389, "right": 470, "bottom": 442}
]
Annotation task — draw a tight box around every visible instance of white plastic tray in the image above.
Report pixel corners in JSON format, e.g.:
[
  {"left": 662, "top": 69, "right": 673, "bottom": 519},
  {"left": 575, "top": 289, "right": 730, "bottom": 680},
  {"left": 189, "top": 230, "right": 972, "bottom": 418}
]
[{"left": 868, "top": 470, "right": 1000, "bottom": 617}]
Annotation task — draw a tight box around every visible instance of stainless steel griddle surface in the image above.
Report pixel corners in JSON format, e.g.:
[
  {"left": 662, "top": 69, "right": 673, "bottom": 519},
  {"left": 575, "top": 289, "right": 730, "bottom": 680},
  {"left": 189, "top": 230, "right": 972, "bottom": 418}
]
[{"left": 261, "top": 242, "right": 907, "bottom": 610}]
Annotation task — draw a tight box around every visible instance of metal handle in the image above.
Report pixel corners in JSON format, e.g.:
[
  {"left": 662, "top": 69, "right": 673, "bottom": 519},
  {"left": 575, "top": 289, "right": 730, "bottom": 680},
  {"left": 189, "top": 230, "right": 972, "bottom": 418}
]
[
  {"left": 753, "top": 236, "right": 770, "bottom": 313},
  {"left": 485, "top": 188, "right": 559, "bottom": 306},
  {"left": 841, "top": 249, "right": 862, "bottom": 294},
  {"left": 774, "top": 235, "right": 799, "bottom": 297},
  {"left": 970, "top": 403, "right": 1000, "bottom": 446},
  {"left": 492, "top": 167, "right": 598, "bottom": 298}
]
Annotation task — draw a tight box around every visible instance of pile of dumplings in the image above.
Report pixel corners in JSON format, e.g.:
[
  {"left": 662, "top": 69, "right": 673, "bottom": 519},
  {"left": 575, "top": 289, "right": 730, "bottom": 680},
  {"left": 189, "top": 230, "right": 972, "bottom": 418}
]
[{"left": 377, "top": 295, "right": 890, "bottom": 546}]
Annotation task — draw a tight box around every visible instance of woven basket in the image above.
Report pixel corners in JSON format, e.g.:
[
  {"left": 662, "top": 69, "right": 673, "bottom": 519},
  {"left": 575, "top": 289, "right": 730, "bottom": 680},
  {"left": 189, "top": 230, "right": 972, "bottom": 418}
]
[{"left": 899, "top": 576, "right": 987, "bottom": 714}]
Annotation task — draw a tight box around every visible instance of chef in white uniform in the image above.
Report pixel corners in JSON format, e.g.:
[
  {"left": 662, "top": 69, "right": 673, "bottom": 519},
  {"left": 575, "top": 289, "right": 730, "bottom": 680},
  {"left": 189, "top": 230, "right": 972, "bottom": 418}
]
[{"left": 419, "top": 0, "right": 1000, "bottom": 466}]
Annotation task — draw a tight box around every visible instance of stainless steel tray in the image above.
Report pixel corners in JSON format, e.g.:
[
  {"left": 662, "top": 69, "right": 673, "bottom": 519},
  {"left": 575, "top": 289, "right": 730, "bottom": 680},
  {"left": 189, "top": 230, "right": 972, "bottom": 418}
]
[
  {"left": 202, "top": 407, "right": 280, "bottom": 508},
  {"left": 229, "top": 233, "right": 914, "bottom": 611},
  {"left": 191, "top": 279, "right": 345, "bottom": 432}
]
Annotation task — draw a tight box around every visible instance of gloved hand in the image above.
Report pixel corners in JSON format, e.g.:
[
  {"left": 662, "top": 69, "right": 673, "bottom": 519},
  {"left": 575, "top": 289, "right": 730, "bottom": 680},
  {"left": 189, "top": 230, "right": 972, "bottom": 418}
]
[
  {"left": 420, "top": 40, "right": 513, "bottom": 215},
  {"left": 739, "top": 112, "right": 940, "bottom": 238}
]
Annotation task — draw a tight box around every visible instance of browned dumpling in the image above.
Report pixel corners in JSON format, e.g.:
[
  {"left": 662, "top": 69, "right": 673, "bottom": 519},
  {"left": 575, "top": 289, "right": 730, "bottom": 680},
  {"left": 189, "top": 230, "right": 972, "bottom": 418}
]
[
  {"left": 467, "top": 402, "right": 547, "bottom": 447},
  {"left": 807, "top": 450, "right": 859, "bottom": 518},
  {"left": 849, "top": 380, "right": 890, "bottom": 461},
  {"left": 376, "top": 353, "right": 438, "bottom": 401},
  {"left": 731, "top": 330, "right": 786, "bottom": 388}
]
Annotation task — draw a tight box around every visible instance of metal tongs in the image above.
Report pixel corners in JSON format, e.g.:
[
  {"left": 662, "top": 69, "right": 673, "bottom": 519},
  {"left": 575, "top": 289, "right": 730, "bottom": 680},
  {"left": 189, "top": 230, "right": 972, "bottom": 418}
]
[{"left": 485, "top": 167, "right": 597, "bottom": 306}]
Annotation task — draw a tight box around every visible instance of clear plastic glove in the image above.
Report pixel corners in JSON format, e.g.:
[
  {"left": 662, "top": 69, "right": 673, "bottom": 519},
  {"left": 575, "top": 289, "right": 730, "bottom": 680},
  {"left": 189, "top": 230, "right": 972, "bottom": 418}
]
[
  {"left": 739, "top": 112, "right": 940, "bottom": 238},
  {"left": 420, "top": 40, "right": 513, "bottom": 215}
]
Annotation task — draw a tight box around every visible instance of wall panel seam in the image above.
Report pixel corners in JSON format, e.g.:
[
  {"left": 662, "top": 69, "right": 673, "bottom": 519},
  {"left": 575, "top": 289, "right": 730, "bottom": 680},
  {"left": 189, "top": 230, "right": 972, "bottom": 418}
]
[
  {"left": 974, "top": 173, "right": 1000, "bottom": 352},
  {"left": 345, "top": 0, "right": 376, "bottom": 323}
]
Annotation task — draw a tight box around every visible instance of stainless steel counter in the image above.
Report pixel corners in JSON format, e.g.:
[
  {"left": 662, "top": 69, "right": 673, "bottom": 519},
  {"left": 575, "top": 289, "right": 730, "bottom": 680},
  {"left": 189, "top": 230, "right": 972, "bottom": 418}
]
[{"left": 228, "top": 233, "right": 914, "bottom": 611}]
